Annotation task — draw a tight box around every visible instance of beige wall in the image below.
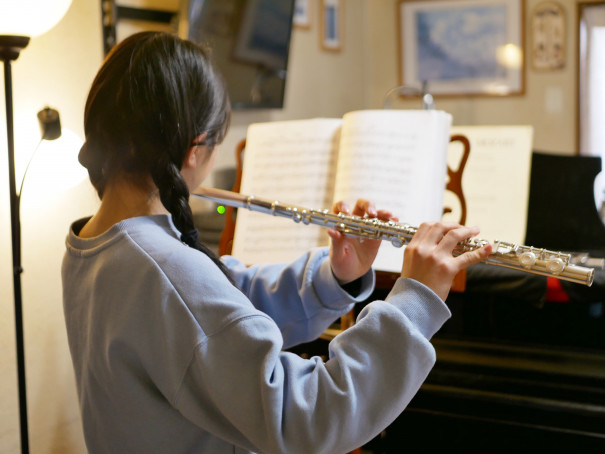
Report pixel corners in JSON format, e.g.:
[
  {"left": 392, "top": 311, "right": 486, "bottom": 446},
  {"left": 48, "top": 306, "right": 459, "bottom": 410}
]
[{"left": 0, "top": 0, "right": 597, "bottom": 452}]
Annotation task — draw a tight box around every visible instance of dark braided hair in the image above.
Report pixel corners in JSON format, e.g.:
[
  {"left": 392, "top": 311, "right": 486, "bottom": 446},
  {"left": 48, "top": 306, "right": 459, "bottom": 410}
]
[{"left": 79, "top": 31, "right": 232, "bottom": 280}]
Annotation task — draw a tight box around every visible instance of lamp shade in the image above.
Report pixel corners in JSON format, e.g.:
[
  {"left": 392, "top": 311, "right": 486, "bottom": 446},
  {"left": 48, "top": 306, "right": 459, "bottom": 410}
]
[{"left": 0, "top": 0, "right": 72, "bottom": 37}]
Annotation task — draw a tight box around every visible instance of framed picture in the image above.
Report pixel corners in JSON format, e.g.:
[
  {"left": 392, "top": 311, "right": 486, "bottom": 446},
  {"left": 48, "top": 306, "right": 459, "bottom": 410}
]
[
  {"left": 398, "top": 0, "right": 525, "bottom": 97},
  {"left": 293, "top": 0, "right": 311, "bottom": 29},
  {"left": 320, "top": 0, "right": 343, "bottom": 52},
  {"left": 531, "top": 1, "right": 565, "bottom": 70}
]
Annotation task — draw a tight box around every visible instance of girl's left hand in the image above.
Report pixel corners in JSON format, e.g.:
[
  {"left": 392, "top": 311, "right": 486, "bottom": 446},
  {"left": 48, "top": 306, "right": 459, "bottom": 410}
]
[{"left": 328, "top": 199, "right": 398, "bottom": 284}]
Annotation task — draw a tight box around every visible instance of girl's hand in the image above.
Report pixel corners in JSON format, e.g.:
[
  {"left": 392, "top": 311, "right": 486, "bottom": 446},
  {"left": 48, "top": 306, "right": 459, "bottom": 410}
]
[
  {"left": 328, "top": 199, "right": 398, "bottom": 284},
  {"left": 402, "top": 222, "right": 492, "bottom": 301}
]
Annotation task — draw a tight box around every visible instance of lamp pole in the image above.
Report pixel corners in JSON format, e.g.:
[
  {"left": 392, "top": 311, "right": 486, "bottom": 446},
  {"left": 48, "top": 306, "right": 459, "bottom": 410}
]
[{"left": 1, "top": 34, "right": 31, "bottom": 454}]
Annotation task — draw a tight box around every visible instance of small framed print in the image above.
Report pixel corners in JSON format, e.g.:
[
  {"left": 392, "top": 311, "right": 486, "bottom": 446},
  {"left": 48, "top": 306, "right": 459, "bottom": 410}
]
[
  {"left": 531, "top": 1, "right": 565, "bottom": 70},
  {"left": 320, "top": 0, "right": 343, "bottom": 52},
  {"left": 293, "top": 0, "right": 311, "bottom": 29}
]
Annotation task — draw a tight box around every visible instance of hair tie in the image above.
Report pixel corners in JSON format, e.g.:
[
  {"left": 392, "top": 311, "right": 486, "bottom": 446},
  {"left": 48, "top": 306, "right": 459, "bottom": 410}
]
[{"left": 181, "top": 228, "right": 200, "bottom": 247}]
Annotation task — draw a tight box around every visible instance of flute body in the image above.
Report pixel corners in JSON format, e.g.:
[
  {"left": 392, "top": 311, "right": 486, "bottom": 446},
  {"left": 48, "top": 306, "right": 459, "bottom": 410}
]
[{"left": 193, "top": 187, "right": 594, "bottom": 287}]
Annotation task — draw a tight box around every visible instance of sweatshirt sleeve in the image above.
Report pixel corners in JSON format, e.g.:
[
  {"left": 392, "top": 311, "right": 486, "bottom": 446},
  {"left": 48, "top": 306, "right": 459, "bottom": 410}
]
[
  {"left": 222, "top": 248, "right": 374, "bottom": 348},
  {"left": 172, "top": 276, "right": 451, "bottom": 454}
]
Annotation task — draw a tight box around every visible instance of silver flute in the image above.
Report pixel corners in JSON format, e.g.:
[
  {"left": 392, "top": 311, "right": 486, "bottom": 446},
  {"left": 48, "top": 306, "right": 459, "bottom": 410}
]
[{"left": 192, "top": 187, "right": 595, "bottom": 287}]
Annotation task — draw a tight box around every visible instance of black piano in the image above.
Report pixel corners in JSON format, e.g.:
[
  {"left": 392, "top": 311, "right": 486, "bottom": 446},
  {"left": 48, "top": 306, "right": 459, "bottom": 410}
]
[{"left": 292, "top": 152, "right": 605, "bottom": 452}]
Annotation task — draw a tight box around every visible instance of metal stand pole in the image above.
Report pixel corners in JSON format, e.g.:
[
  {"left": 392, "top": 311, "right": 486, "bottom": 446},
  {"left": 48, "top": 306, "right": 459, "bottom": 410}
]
[{"left": 1, "top": 34, "right": 31, "bottom": 454}]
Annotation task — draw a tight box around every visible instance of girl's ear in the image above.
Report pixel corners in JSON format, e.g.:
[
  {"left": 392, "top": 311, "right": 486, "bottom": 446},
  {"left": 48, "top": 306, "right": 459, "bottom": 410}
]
[
  {"left": 184, "top": 146, "right": 197, "bottom": 169},
  {"left": 184, "top": 132, "right": 208, "bottom": 169}
]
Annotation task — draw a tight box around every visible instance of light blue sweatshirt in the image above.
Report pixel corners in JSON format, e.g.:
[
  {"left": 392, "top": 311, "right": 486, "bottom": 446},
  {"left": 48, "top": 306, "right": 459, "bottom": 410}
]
[{"left": 62, "top": 215, "right": 451, "bottom": 454}]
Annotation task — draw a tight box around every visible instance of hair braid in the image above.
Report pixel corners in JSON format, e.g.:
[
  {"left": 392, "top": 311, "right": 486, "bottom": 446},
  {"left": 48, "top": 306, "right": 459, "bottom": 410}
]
[{"left": 152, "top": 160, "right": 234, "bottom": 283}]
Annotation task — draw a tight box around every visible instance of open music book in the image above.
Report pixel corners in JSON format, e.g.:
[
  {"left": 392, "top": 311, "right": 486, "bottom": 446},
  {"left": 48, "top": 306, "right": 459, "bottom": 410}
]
[{"left": 231, "top": 109, "right": 453, "bottom": 272}]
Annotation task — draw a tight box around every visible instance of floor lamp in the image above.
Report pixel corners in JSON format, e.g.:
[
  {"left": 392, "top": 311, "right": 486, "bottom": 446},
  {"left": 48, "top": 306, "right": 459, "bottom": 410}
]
[{"left": 0, "top": 1, "right": 72, "bottom": 453}]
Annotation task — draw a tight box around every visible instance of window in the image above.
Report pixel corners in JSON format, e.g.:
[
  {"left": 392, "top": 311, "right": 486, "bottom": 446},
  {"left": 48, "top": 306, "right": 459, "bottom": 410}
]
[
  {"left": 579, "top": 3, "right": 605, "bottom": 157},
  {"left": 579, "top": 2, "right": 605, "bottom": 210}
]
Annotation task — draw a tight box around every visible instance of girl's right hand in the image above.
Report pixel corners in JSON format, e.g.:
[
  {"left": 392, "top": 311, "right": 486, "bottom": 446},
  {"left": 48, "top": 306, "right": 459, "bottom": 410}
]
[{"left": 401, "top": 222, "right": 492, "bottom": 301}]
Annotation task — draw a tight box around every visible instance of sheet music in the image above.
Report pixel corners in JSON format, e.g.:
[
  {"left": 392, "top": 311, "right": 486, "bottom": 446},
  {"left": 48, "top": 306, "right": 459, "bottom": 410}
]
[
  {"left": 444, "top": 125, "right": 534, "bottom": 245},
  {"left": 333, "top": 110, "right": 452, "bottom": 272},
  {"left": 232, "top": 119, "right": 342, "bottom": 264},
  {"left": 231, "top": 111, "right": 453, "bottom": 272}
]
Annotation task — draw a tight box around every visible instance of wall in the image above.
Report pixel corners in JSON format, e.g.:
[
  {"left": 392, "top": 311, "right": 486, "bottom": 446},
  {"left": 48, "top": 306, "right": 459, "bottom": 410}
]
[{"left": 0, "top": 0, "right": 597, "bottom": 453}]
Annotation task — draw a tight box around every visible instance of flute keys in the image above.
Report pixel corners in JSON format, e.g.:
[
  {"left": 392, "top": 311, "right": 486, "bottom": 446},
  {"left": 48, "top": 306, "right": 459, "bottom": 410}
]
[
  {"left": 291, "top": 210, "right": 312, "bottom": 225},
  {"left": 391, "top": 238, "right": 405, "bottom": 248},
  {"left": 301, "top": 210, "right": 311, "bottom": 225},
  {"left": 546, "top": 258, "right": 566, "bottom": 275},
  {"left": 519, "top": 251, "right": 537, "bottom": 268}
]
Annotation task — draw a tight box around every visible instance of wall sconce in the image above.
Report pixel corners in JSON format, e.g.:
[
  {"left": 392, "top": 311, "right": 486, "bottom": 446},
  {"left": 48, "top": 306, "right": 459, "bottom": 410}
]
[
  {"left": 38, "top": 106, "right": 62, "bottom": 140},
  {"left": 18, "top": 107, "right": 86, "bottom": 199},
  {"left": 21, "top": 108, "right": 86, "bottom": 196},
  {"left": 0, "top": 2, "right": 73, "bottom": 453}
]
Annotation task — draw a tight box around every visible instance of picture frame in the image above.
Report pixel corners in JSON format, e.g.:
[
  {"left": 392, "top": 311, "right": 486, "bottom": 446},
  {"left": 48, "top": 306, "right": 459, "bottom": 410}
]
[
  {"left": 320, "top": 0, "right": 343, "bottom": 52},
  {"left": 293, "top": 0, "right": 311, "bottom": 29},
  {"left": 398, "top": 0, "right": 525, "bottom": 97},
  {"left": 530, "top": 1, "right": 565, "bottom": 70}
]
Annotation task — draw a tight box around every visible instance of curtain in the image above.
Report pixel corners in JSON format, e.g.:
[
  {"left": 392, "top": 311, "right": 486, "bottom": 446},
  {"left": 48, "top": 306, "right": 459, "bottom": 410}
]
[{"left": 579, "top": 3, "right": 605, "bottom": 157}]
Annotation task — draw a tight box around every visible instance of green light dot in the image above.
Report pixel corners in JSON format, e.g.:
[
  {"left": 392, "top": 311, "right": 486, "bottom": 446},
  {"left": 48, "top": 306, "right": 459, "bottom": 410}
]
[{"left": 217, "top": 205, "right": 226, "bottom": 214}]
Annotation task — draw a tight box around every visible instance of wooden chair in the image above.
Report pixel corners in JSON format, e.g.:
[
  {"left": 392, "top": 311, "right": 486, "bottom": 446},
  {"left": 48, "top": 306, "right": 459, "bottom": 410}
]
[
  {"left": 446, "top": 134, "right": 471, "bottom": 292},
  {"left": 218, "top": 139, "right": 246, "bottom": 256}
]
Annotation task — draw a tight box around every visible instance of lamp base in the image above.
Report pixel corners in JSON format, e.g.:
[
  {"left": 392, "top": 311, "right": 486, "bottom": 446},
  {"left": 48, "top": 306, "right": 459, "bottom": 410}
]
[{"left": 0, "top": 35, "right": 31, "bottom": 61}]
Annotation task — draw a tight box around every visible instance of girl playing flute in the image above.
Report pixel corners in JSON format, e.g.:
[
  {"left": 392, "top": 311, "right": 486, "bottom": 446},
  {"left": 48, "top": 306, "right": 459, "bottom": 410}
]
[{"left": 62, "top": 31, "right": 491, "bottom": 454}]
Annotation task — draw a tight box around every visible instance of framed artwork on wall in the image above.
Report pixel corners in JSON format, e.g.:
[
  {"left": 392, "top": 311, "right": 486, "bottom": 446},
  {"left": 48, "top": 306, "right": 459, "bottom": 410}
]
[
  {"left": 531, "top": 1, "right": 565, "bottom": 70},
  {"left": 293, "top": 0, "right": 311, "bottom": 29},
  {"left": 398, "top": 0, "right": 525, "bottom": 97},
  {"left": 320, "top": 0, "right": 343, "bottom": 51}
]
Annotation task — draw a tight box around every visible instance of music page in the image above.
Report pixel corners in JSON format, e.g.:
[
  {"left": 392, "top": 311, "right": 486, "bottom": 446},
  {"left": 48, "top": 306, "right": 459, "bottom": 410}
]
[
  {"left": 231, "top": 119, "right": 342, "bottom": 264},
  {"left": 444, "top": 125, "right": 534, "bottom": 245},
  {"left": 333, "top": 110, "right": 453, "bottom": 272}
]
